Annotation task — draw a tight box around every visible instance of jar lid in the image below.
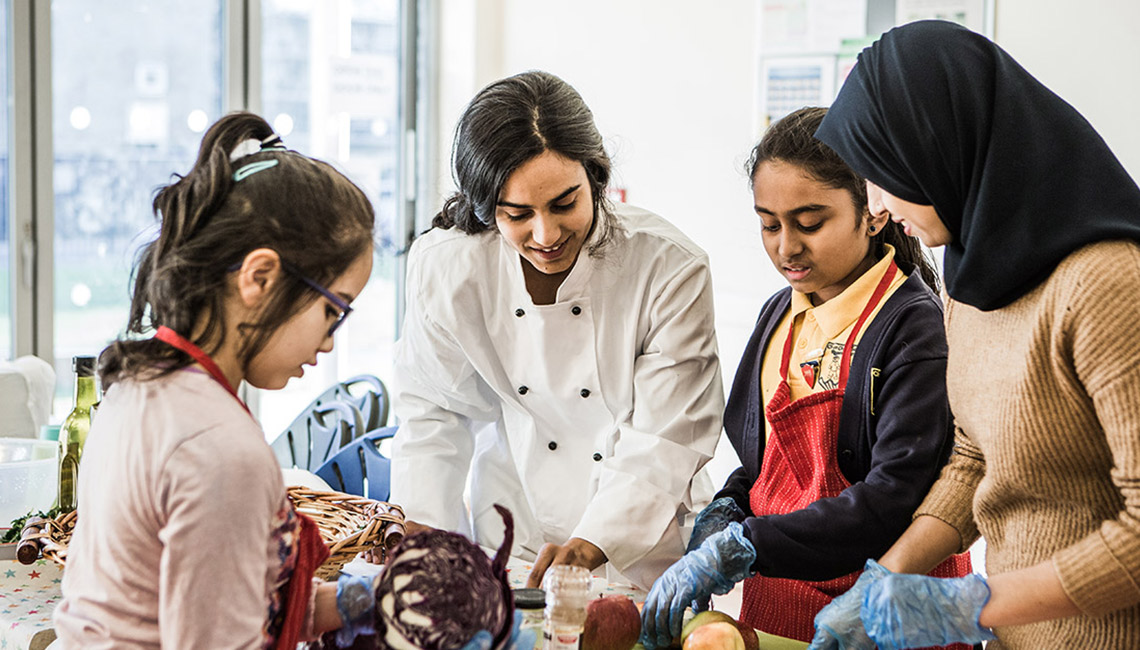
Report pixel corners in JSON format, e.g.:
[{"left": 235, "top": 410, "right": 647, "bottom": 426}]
[{"left": 513, "top": 588, "right": 546, "bottom": 609}]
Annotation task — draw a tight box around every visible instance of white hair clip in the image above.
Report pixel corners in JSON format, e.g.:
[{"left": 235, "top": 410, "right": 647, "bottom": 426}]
[
  {"left": 229, "top": 133, "right": 286, "bottom": 162},
  {"left": 229, "top": 139, "right": 263, "bottom": 162}
]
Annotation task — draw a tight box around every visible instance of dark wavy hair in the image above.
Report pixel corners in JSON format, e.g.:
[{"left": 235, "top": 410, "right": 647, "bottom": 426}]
[
  {"left": 100, "top": 111, "right": 375, "bottom": 386},
  {"left": 432, "top": 70, "right": 620, "bottom": 255},
  {"left": 747, "top": 107, "right": 941, "bottom": 292}
]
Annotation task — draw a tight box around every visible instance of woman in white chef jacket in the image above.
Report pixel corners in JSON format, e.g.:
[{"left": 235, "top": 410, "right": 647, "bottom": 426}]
[{"left": 389, "top": 70, "right": 723, "bottom": 590}]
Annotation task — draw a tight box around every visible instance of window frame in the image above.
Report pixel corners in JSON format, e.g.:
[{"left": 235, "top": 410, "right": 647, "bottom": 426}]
[{"left": 6, "top": 0, "right": 424, "bottom": 421}]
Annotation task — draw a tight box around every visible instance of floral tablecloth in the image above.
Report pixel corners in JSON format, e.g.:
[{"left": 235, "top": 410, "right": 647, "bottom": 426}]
[{"left": 0, "top": 559, "right": 61, "bottom": 650}]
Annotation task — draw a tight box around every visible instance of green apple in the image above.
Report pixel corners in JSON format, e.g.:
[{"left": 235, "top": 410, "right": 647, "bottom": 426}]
[
  {"left": 680, "top": 610, "right": 738, "bottom": 645},
  {"left": 682, "top": 621, "right": 746, "bottom": 650}
]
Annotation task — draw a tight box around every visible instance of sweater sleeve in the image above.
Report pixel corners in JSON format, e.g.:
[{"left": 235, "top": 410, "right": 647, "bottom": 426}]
[
  {"left": 714, "top": 466, "right": 754, "bottom": 515},
  {"left": 913, "top": 425, "right": 985, "bottom": 551},
  {"left": 742, "top": 296, "right": 959, "bottom": 580},
  {"left": 1050, "top": 242, "right": 1140, "bottom": 616}
]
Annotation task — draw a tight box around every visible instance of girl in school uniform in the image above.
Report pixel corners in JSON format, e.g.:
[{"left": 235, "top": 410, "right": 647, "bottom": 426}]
[
  {"left": 53, "top": 112, "right": 382, "bottom": 649},
  {"left": 640, "top": 106, "right": 971, "bottom": 648}
]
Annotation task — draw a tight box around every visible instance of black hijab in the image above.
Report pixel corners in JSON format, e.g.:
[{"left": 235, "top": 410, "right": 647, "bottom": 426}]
[{"left": 815, "top": 20, "right": 1140, "bottom": 311}]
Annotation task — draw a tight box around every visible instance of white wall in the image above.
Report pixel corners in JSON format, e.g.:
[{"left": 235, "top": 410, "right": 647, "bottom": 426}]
[
  {"left": 430, "top": 0, "right": 1140, "bottom": 488},
  {"left": 994, "top": 0, "right": 1140, "bottom": 181}
]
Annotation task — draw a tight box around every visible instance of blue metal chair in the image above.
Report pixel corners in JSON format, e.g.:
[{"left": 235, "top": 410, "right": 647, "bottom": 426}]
[
  {"left": 269, "top": 401, "right": 364, "bottom": 471},
  {"left": 268, "top": 375, "right": 389, "bottom": 472},
  {"left": 313, "top": 374, "right": 390, "bottom": 432},
  {"left": 315, "top": 426, "right": 398, "bottom": 502}
]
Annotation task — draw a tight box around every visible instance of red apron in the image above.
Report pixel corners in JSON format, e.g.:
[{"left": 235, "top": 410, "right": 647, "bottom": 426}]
[
  {"left": 738, "top": 265, "right": 972, "bottom": 646},
  {"left": 155, "top": 326, "right": 330, "bottom": 649}
]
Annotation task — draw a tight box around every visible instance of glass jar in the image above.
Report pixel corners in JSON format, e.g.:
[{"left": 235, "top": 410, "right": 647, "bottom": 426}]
[
  {"left": 513, "top": 588, "right": 546, "bottom": 639},
  {"left": 542, "top": 565, "right": 590, "bottom": 650}
]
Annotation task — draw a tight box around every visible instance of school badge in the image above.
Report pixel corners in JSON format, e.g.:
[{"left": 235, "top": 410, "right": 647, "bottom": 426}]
[{"left": 799, "top": 359, "right": 819, "bottom": 388}]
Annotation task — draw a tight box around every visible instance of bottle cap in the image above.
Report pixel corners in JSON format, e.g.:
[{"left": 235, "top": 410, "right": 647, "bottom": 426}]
[
  {"left": 73, "top": 356, "right": 96, "bottom": 377},
  {"left": 513, "top": 588, "right": 546, "bottom": 609}
]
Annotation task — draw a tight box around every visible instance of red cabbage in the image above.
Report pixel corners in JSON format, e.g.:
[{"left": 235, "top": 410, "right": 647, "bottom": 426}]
[{"left": 372, "top": 504, "right": 515, "bottom": 650}]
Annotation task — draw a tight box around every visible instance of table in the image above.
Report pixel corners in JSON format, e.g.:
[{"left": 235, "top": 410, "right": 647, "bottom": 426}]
[
  {"left": 503, "top": 556, "right": 647, "bottom": 601},
  {"left": 346, "top": 550, "right": 649, "bottom": 601},
  {"left": 0, "top": 559, "right": 61, "bottom": 650},
  {"left": 0, "top": 556, "right": 803, "bottom": 650}
]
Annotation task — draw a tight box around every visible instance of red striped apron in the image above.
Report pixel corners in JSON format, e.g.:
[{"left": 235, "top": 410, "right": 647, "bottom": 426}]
[{"left": 739, "top": 262, "right": 972, "bottom": 646}]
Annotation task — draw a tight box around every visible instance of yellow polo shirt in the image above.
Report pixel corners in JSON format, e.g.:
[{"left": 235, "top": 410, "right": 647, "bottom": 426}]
[{"left": 760, "top": 245, "right": 906, "bottom": 441}]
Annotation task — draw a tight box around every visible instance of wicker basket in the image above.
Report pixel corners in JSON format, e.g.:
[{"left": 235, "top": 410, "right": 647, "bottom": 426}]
[
  {"left": 287, "top": 487, "right": 406, "bottom": 579},
  {"left": 27, "top": 487, "right": 405, "bottom": 581}
]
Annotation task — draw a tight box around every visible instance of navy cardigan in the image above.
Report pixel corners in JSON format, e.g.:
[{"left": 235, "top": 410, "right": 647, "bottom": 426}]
[{"left": 718, "top": 271, "right": 955, "bottom": 581}]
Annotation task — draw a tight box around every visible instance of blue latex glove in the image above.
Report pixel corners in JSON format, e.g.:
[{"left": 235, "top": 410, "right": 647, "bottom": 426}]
[
  {"left": 685, "top": 497, "right": 748, "bottom": 612},
  {"left": 807, "top": 559, "right": 890, "bottom": 650},
  {"left": 639, "top": 522, "right": 756, "bottom": 650},
  {"left": 334, "top": 573, "right": 379, "bottom": 647},
  {"left": 686, "top": 497, "right": 747, "bottom": 553},
  {"left": 460, "top": 630, "right": 494, "bottom": 650},
  {"left": 460, "top": 612, "right": 536, "bottom": 650},
  {"left": 861, "top": 572, "right": 998, "bottom": 650}
]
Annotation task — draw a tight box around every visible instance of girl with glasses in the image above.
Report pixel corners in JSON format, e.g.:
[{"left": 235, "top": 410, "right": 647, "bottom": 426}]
[{"left": 54, "top": 111, "right": 380, "bottom": 648}]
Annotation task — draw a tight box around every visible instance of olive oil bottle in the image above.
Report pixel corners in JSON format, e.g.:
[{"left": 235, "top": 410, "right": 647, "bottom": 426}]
[{"left": 58, "top": 356, "right": 98, "bottom": 513}]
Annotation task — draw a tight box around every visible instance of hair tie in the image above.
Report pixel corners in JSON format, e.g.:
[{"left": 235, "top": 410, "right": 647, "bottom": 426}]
[
  {"left": 229, "top": 139, "right": 262, "bottom": 162},
  {"left": 229, "top": 133, "right": 287, "bottom": 162}
]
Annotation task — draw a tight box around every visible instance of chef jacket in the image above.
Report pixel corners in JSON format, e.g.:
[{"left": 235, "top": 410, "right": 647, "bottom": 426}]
[{"left": 390, "top": 202, "right": 723, "bottom": 589}]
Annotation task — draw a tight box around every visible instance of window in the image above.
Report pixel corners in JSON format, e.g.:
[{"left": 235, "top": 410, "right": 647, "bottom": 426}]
[
  {"left": 0, "top": 0, "right": 10, "bottom": 359},
  {"left": 257, "top": 0, "right": 404, "bottom": 437},
  {"left": 50, "top": 0, "right": 224, "bottom": 409},
  {"left": 8, "top": 1, "right": 416, "bottom": 424}
]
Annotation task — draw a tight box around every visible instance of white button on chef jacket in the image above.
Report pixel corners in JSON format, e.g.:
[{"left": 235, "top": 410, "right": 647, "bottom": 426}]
[{"left": 390, "top": 203, "right": 723, "bottom": 590}]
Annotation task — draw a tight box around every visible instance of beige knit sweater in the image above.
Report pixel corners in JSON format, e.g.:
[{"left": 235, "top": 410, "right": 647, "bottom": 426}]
[{"left": 916, "top": 240, "right": 1140, "bottom": 649}]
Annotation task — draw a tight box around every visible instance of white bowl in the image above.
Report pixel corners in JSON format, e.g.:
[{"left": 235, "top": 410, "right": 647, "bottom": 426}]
[{"left": 0, "top": 437, "right": 58, "bottom": 526}]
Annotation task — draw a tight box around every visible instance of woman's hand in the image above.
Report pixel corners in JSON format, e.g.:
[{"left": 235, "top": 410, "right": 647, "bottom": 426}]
[
  {"left": 403, "top": 519, "right": 434, "bottom": 536},
  {"left": 808, "top": 559, "right": 890, "bottom": 650},
  {"left": 525, "top": 538, "right": 607, "bottom": 588}
]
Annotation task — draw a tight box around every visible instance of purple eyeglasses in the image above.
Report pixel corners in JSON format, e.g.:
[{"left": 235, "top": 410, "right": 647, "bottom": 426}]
[
  {"left": 228, "top": 260, "right": 353, "bottom": 337},
  {"left": 284, "top": 263, "right": 354, "bottom": 337}
]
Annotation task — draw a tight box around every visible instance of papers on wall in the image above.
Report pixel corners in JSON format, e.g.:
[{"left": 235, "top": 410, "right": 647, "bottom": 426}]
[
  {"left": 757, "top": 0, "right": 865, "bottom": 129},
  {"left": 896, "top": 0, "right": 990, "bottom": 35},
  {"left": 760, "top": 0, "right": 868, "bottom": 56},
  {"left": 760, "top": 57, "right": 835, "bottom": 127},
  {"left": 756, "top": 0, "right": 992, "bottom": 130}
]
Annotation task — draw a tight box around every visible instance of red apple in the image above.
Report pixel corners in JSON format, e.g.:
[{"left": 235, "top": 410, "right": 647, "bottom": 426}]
[
  {"left": 733, "top": 619, "right": 759, "bottom": 650},
  {"left": 582, "top": 595, "right": 642, "bottom": 650}
]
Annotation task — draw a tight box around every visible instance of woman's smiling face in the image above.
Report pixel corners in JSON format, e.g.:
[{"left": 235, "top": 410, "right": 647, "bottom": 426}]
[
  {"left": 866, "top": 181, "right": 952, "bottom": 248},
  {"left": 754, "top": 159, "right": 882, "bottom": 304},
  {"left": 494, "top": 150, "right": 595, "bottom": 276}
]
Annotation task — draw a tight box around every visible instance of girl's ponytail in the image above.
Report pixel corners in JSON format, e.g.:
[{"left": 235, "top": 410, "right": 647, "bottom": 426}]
[{"left": 102, "top": 111, "right": 374, "bottom": 388}]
